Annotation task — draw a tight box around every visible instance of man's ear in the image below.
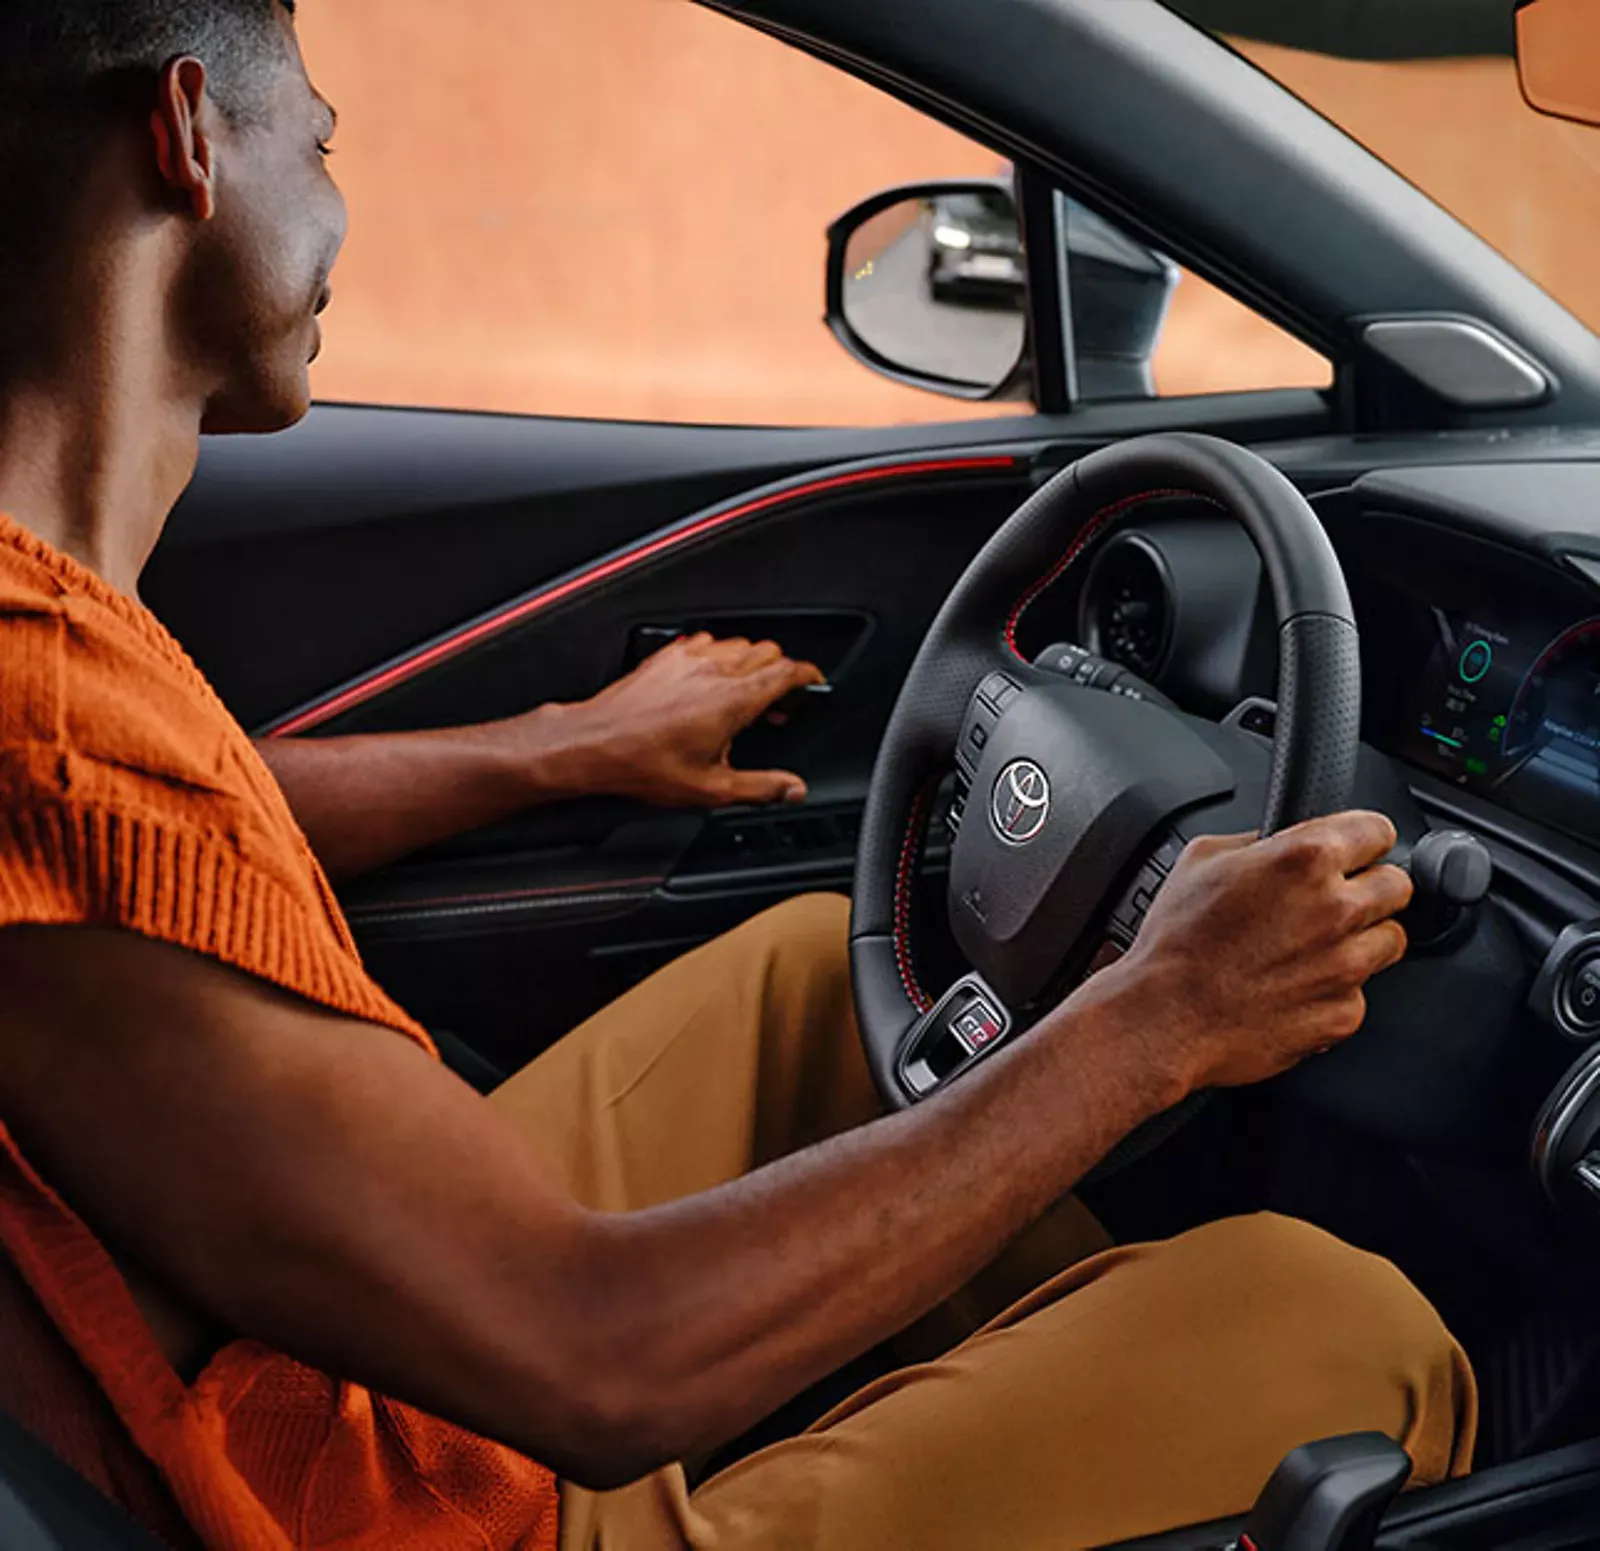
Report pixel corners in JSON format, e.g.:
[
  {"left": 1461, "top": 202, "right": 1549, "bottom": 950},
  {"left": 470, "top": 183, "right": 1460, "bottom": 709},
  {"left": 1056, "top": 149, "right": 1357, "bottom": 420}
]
[{"left": 149, "top": 56, "right": 217, "bottom": 222}]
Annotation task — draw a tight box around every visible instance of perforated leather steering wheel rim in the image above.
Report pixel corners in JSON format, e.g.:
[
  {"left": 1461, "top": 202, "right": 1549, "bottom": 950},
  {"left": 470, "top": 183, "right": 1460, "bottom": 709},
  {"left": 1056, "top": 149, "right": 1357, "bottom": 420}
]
[{"left": 849, "top": 431, "right": 1361, "bottom": 1111}]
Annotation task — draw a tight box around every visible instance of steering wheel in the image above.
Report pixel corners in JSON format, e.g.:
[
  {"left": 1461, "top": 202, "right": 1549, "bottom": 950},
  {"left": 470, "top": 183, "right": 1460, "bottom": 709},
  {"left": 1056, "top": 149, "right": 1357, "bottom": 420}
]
[{"left": 849, "top": 432, "right": 1361, "bottom": 1131}]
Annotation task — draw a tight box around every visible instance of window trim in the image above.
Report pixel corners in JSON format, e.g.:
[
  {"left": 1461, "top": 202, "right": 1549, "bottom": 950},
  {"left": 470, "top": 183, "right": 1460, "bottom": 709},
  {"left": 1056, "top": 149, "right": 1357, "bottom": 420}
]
[{"left": 1015, "top": 167, "right": 1074, "bottom": 413}]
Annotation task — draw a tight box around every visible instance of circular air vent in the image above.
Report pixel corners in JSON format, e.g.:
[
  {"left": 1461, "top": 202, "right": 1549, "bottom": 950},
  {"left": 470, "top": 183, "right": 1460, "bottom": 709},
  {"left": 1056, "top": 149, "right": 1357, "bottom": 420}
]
[{"left": 1079, "top": 533, "right": 1174, "bottom": 680}]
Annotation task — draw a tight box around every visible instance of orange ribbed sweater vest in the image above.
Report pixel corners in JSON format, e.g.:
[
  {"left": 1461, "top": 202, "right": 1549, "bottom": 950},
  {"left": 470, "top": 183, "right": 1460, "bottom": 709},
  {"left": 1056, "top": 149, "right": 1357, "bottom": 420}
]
[{"left": 0, "top": 515, "right": 560, "bottom": 1551}]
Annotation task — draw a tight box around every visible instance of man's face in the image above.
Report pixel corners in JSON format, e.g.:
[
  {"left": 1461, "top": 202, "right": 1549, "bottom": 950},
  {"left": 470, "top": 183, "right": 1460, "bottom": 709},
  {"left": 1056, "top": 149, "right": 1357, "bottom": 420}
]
[{"left": 182, "top": 16, "right": 347, "bottom": 435}]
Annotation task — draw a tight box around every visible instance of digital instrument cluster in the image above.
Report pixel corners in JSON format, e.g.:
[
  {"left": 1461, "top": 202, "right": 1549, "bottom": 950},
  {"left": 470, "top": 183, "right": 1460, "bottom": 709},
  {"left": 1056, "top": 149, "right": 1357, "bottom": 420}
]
[{"left": 1401, "top": 605, "right": 1600, "bottom": 844}]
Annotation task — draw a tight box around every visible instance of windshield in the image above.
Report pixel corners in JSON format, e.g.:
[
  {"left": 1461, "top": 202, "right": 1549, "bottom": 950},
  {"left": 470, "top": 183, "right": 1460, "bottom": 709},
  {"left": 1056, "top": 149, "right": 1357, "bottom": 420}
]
[{"left": 1165, "top": 0, "right": 1600, "bottom": 336}]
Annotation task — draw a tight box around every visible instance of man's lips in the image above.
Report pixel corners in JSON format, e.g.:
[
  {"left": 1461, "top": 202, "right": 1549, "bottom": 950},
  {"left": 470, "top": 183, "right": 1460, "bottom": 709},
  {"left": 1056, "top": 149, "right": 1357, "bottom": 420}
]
[{"left": 309, "top": 286, "right": 333, "bottom": 363}]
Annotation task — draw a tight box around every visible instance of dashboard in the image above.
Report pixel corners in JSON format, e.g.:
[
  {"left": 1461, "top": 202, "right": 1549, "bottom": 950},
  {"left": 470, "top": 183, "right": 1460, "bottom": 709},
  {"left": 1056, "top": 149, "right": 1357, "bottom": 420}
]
[
  {"left": 1049, "top": 466, "right": 1600, "bottom": 868},
  {"left": 1004, "top": 448, "right": 1600, "bottom": 1341},
  {"left": 1394, "top": 600, "right": 1600, "bottom": 847},
  {"left": 1341, "top": 514, "right": 1600, "bottom": 853},
  {"left": 1030, "top": 467, "right": 1600, "bottom": 1170},
  {"left": 1327, "top": 469, "right": 1600, "bottom": 880}
]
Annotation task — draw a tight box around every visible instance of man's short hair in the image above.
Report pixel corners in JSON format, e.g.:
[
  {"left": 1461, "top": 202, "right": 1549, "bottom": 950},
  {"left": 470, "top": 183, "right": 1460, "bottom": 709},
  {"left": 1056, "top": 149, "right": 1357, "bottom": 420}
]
[
  {"left": 0, "top": 1, "right": 296, "bottom": 298},
  {"left": 0, "top": 1, "right": 297, "bottom": 125}
]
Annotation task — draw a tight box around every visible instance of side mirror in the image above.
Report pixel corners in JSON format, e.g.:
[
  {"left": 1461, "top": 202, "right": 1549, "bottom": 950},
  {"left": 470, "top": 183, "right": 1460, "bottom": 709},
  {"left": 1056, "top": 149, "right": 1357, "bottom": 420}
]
[
  {"left": 1516, "top": 0, "right": 1600, "bottom": 127},
  {"left": 825, "top": 180, "right": 1032, "bottom": 402},
  {"left": 824, "top": 180, "right": 1180, "bottom": 405}
]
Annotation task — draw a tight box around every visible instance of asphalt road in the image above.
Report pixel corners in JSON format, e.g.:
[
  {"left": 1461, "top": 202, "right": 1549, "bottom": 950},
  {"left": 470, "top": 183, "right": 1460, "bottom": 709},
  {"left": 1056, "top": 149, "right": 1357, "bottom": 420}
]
[{"left": 843, "top": 223, "right": 1025, "bottom": 388}]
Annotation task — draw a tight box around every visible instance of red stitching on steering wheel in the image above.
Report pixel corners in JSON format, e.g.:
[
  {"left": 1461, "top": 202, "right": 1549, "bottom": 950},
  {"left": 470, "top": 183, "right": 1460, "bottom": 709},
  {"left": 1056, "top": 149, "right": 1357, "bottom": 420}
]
[
  {"left": 892, "top": 781, "right": 938, "bottom": 1013},
  {"left": 893, "top": 488, "right": 1223, "bottom": 1012},
  {"left": 1004, "top": 488, "right": 1218, "bottom": 661}
]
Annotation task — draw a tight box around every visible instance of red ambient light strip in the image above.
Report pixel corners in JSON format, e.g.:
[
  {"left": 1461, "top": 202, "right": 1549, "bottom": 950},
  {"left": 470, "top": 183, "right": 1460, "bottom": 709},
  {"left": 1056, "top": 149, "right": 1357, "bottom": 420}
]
[{"left": 262, "top": 455, "right": 1022, "bottom": 738}]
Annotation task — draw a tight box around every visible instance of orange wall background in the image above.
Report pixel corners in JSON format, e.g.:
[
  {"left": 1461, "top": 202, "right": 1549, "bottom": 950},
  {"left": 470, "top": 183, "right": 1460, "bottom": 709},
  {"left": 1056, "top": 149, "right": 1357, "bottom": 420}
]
[
  {"left": 295, "top": 4, "right": 1600, "bottom": 427},
  {"left": 298, "top": 0, "right": 1011, "bottom": 425}
]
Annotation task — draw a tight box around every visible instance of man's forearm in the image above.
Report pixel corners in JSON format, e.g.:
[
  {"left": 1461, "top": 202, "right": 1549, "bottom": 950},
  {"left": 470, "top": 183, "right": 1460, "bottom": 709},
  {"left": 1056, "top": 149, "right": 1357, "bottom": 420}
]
[
  {"left": 254, "top": 709, "right": 586, "bottom": 881},
  {"left": 254, "top": 634, "right": 819, "bottom": 880},
  {"left": 0, "top": 917, "right": 1188, "bottom": 1493},
  {"left": 0, "top": 819, "right": 1405, "bottom": 1489}
]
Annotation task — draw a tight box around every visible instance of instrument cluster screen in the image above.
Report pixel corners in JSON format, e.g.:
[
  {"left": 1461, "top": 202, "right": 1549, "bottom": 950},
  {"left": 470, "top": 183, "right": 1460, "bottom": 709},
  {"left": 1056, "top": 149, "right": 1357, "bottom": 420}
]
[{"left": 1401, "top": 605, "right": 1600, "bottom": 843}]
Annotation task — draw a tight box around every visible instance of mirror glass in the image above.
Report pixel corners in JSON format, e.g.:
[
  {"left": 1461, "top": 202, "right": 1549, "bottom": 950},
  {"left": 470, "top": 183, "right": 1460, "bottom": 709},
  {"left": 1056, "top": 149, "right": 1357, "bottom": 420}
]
[
  {"left": 840, "top": 189, "right": 1027, "bottom": 391},
  {"left": 1517, "top": 0, "right": 1600, "bottom": 127}
]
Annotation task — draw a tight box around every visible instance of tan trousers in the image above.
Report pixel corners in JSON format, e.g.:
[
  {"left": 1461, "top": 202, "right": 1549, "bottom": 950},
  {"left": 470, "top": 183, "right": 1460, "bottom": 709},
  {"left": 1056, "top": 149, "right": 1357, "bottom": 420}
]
[{"left": 491, "top": 894, "right": 1477, "bottom": 1551}]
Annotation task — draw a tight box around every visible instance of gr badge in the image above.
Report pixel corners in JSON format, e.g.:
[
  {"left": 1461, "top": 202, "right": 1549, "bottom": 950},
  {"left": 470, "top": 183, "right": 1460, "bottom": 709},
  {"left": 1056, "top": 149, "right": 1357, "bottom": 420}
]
[{"left": 990, "top": 759, "right": 1050, "bottom": 845}]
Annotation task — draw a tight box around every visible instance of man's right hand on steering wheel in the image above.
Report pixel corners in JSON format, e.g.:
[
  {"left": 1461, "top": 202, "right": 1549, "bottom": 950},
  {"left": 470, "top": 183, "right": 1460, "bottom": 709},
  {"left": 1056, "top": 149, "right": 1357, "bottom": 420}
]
[{"left": 1060, "top": 810, "right": 1412, "bottom": 1104}]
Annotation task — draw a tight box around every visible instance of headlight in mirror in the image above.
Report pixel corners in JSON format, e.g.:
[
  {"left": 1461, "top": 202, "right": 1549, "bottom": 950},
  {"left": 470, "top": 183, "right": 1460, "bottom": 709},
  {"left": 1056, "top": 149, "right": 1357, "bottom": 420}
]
[{"left": 824, "top": 180, "right": 1030, "bottom": 401}]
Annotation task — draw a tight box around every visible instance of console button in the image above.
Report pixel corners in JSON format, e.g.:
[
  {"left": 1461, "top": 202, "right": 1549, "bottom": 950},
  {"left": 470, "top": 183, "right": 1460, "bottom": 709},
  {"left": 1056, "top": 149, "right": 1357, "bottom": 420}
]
[{"left": 1564, "top": 953, "right": 1600, "bottom": 1035}]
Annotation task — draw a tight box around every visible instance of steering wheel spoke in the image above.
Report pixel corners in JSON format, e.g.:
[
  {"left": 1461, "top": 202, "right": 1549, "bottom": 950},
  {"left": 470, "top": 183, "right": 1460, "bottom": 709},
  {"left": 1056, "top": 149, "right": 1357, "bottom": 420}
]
[{"left": 897, "top": 973, "right": 1016, "bottom": 1098}]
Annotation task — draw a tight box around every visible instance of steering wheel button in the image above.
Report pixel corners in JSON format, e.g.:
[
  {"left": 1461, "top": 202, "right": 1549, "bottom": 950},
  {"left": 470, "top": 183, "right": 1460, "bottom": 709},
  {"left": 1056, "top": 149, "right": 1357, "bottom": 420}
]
[
  {"left": 1109, "top": 898, "right": 1145, "bottom": 941},
  {"left": 1034, "top": 646, "right": 1085, "bottom": 678},
  {"left": 978, "top": 673, "right": 1022, "bottom": 713},
  {"left": 1152, "top": 833, "right": 1187, "bottom": 874}
]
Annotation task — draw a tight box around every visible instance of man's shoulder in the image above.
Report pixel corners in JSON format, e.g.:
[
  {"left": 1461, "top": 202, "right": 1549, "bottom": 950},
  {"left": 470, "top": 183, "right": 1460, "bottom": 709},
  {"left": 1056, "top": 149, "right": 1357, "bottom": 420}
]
[{"left": 0, "top": 542, "right": 248, "bottom": 808}]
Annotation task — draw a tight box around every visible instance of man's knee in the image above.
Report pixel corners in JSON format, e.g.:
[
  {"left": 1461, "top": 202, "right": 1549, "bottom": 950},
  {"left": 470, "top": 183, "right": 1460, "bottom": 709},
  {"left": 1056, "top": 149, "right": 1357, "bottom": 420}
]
[
  {"left": 746, "top": 891, "right": 850, "bottom": 950},
  {"left": 1181, "top": 1213, "right": 1441, "bottom": 1334},
  {"left": 739, "top": 892, "right": 852, "bottom": 1000},
  {"left": 735, "top": 894, "right": 875, "bottom": 1149},
  {"left": 1167, "top": 1214, "right": 1474, "bottom": 1480}
]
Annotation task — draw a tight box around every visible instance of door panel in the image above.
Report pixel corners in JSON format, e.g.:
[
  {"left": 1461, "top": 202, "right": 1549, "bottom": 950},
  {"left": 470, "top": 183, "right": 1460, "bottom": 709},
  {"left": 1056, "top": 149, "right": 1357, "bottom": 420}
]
[
  {"left": 145, "top": 393, "right": 1331, "bottom": 1066},
  {"left": 149, "top": 407, "right": 1041, "bottom": 730}
]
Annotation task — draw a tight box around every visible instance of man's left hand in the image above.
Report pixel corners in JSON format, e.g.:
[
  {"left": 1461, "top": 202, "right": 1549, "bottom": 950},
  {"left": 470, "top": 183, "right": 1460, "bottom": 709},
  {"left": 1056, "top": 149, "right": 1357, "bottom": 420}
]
[{"left": 508, "top": 634, "right": 825, "bottom": 809}]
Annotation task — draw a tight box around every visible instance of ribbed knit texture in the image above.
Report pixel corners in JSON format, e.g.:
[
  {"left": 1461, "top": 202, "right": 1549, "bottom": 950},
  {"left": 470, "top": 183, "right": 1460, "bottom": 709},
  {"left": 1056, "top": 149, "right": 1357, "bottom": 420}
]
[{"left": 0, "top": 515, "right": 560, "bottom": 1550}]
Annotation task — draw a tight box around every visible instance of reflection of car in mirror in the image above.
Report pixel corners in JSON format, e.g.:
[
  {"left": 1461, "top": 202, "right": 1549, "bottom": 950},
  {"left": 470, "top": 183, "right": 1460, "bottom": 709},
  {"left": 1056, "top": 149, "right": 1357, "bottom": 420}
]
[
  {"left": 825, "top": 180, "right": 1182, "bottom": 405},
  {"left": 925, "top": 191, "right": 1026, "bottom": 307}
]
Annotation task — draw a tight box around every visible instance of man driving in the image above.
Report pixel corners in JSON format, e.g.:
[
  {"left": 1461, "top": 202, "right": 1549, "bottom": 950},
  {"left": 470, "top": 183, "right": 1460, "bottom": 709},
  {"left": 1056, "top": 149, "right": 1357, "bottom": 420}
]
[{"left": 0, "top": 4, "right": 1474, "bottom": 1548}]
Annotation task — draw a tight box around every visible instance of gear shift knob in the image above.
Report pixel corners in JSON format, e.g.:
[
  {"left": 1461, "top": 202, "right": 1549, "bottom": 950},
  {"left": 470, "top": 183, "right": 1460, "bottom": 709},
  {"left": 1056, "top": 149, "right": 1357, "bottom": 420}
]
[
  {"left": 1398, "top": 829, "right": 1493, "bottom": 950},
  {"left": 1409, "top": 829, "right": 1493, "bottom": 909}
]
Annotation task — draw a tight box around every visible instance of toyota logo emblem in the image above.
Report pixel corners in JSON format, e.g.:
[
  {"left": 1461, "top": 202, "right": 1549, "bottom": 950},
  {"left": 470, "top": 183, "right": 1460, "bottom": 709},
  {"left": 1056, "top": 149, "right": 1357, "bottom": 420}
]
[{"left": 990, "top": 759, "right": 1051, "bottom": 845}]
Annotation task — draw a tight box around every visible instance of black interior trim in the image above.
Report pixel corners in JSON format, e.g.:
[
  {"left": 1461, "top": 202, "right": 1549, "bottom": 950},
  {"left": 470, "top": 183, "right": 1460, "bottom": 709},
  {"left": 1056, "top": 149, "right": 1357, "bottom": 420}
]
[
  {"left": 153, "top": 394, "right": 1335, "bottom": 731},
  {"left": 256, "top": 454, "right": 1020, "bottom": 737}
]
